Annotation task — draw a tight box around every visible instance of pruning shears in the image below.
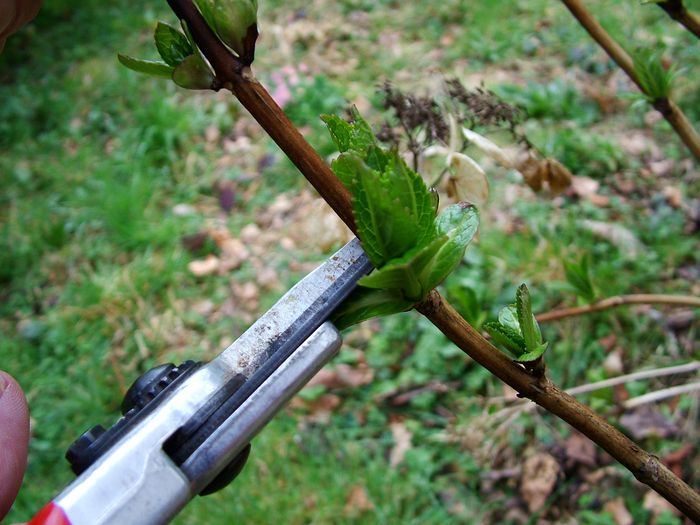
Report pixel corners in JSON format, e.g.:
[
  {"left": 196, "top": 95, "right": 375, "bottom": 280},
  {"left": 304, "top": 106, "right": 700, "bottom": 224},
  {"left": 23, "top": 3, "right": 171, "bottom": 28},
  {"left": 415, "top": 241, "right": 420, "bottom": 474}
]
[{"left": 28, "top": 238, "right": 372, "bottom": 525}]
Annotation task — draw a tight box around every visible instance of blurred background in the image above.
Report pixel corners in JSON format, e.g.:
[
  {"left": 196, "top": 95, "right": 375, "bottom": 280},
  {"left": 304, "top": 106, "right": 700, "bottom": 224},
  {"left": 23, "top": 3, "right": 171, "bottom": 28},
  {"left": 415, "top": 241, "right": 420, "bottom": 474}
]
[{"left": 1, "top": 0, "right": 699, "bottom": 523}]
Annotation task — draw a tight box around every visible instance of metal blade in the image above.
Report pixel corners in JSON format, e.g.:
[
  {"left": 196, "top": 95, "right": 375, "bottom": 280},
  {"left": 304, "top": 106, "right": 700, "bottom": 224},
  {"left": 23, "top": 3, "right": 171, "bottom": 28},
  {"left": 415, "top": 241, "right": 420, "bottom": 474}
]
[{"left": 213, "top": 236, "right": 371, "bottom": 378}]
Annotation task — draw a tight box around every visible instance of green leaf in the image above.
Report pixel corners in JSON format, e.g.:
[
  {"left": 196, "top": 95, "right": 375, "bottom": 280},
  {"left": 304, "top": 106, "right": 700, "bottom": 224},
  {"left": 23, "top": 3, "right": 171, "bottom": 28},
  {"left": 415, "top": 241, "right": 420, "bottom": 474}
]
[
  {"left": 382, "top": 151, "right": 437, "bottom": 248},
  {"left": 172, "top": 54, "right": 214, "bottom": 90},
  {"left": 195, "top": 0, "right": 258, "bottom": 57},
  {"left": 330, "top": 153, "right": 359, "bottom": 188},
  {"left": 447, "top": 285, "right": 486, "bottom": 329},
  {"left": 339, "top": 152, "right": 437, "bottom": 268},
  {"left": 180, "top": 20, "right": 199, "bottom": 51},
  {"left": 117, "top": 54, "right": 174, "bottom": 78},
  {"left": 321, "top": 107, "right": 377, "bottom": 157},
  {"left": 516, "top": 342, "right": 548, "bottom": 363},
  {"left": 420, "top": 203, "right": 478, "bottom": 291},
  {"left": 516, "top": 284, "right": 541, "bottom": 352},
  {"left": 347, "top": 106, "right": 377, "bottom": 154},
  {"left": 365, "top": 144, "right": 389, "bottom": 172},
  {"left": 358, "top": 203, "right": 478, "bottom": 302},
  {"left": 498, "top": 305, "right": 520, "bottom": 332},
  {"left": 154, "top": 21, "right": 193, "bottom": 66},
  {"left": 331, "top": 287, "right": 414, "bottom": 330},
  {"left": 321, "top": 114, "right": 352, "bottom": 152},
  {"left": 563, "top": 254, "right": 595, "bottom": 302},
  {"left": 359, "top": 234, "right": 448, "bottom": 301},
  {"left": 632, "top": 49, "right": 675, "bottom": 101},
  {"left": 484, "top": 322, "right": 527, "bottom": 356}
]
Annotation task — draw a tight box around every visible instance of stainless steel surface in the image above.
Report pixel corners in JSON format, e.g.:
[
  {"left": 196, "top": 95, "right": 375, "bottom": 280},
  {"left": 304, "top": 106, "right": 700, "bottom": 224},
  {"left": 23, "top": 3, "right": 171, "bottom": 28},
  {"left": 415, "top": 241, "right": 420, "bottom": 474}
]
[
  {"left": 51, "top": 238, "right": 370, "bottom": 524},
  {"left": 183, "top": 322, "right": 341, "bottom": 493},
  {"left": 213, "top": 237, "right": 369, "bottom": 378},
  {"left": 56, "top": 365, "right": 224, "bottom": 525}
]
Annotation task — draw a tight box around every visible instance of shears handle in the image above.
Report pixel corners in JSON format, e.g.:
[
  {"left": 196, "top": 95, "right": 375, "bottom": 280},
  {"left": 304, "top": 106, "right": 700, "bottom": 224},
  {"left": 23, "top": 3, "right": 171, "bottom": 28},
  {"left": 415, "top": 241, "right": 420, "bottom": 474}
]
[{"left": 29, "top": 503, "right": 71, "bottom": 525}]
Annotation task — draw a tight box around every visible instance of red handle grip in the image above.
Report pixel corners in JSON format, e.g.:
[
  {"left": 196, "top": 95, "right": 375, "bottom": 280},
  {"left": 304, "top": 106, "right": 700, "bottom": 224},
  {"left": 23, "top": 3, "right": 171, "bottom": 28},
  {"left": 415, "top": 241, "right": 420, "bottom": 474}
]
[{"left": 28, "top": 502, "right": 71, "bottom": 525}]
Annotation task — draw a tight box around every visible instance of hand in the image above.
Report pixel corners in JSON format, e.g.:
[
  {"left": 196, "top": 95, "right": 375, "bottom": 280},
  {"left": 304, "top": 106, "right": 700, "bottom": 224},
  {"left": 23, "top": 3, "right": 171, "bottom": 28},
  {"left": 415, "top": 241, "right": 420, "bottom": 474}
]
[
  {"left": 0, "top": 0, "right": 43, "bottom": 52},
  {"left": 0, "top": 371, "right": 30, "bottom": 521}
]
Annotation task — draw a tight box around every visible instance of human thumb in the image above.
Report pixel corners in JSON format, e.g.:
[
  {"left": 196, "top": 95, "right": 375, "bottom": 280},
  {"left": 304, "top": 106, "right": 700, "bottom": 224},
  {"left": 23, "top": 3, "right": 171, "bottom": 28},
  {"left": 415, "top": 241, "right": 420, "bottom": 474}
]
[{"left": 0, "top": 371, "right": 30, "bottom": 520}]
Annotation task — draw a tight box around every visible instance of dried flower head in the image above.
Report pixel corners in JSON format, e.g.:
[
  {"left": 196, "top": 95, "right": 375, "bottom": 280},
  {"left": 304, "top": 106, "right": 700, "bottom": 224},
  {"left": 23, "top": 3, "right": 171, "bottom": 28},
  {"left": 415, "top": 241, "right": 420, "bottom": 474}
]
[
  {"left": 379, "top": 81, "right": 449, "bottom": 144},
  {"left": 445, "top": 78, "right": 522, "bottom": 130}
]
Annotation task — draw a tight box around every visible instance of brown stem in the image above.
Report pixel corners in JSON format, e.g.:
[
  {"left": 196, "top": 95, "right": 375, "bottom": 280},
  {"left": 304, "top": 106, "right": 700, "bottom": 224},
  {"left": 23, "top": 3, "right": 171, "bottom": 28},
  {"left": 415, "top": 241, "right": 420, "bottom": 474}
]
[
  {"left": 559, "top": 0, "right": 700, "bottom": 162},
  {"left": 536, "top": 293, "right": 700, "bottom": 323},
  {"left": 416, "top": 291, "right": 700, "bottom": 519},
  {"left": 657, "top": 0, "right": 700, "bottom": 40},
  {"left": 167, "top": 0, "right": 700, "bottom": 519}
]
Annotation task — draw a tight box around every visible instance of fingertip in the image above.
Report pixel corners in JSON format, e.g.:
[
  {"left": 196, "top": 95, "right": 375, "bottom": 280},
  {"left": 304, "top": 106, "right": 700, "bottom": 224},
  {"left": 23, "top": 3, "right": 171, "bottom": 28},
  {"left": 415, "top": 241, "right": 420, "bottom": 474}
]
[{"left": 0, "top": 371, "right": 30, "bottom": 521}]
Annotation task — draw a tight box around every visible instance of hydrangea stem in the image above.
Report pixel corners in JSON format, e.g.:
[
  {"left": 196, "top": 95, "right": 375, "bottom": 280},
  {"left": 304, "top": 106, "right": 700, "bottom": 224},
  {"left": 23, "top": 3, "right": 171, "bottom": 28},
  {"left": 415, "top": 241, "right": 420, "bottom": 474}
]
[
  {"left": 166, "top": 0, "right": 700, "bottom": 519},
  {"left": 559, "top": 0, "right": 700, "bottom": 162}
]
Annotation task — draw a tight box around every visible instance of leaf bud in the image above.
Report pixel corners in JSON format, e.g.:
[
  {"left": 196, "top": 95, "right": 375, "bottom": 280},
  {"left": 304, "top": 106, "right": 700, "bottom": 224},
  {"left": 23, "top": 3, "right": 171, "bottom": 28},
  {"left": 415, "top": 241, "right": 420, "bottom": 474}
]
[
  {"left": 194, "top": 0, "right": 258, "bottom": 59},
  {"left": 172, "top": 54, "right": 215, "bottom": 90}
]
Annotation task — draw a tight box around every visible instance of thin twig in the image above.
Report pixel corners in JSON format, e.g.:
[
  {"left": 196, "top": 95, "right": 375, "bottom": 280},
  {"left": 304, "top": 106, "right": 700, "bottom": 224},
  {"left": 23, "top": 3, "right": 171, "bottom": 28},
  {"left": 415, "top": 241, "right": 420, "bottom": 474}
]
[
  {"left": 656, "top": 0, "right": 700, "bottom": 40},
  {"left": 536, "top": 294, "right": 700, "bottom": 323},
  {"left": 415, "top": 292, "right": 700, "bottom": 519},
  {"left": 559, "top": 0, "right": 700, "bottom": 162},
  {"left": 491, "top": 361, "right": 700, "bottom": 402},
  {"left": 165, "top": 1, "right": 700, "bottom": 519},
  {"left": 566, "top": 361, "right": 700, "bottom": 396},
  {"left": 624, "top": 381, "right": 700, "bottom": 409}
]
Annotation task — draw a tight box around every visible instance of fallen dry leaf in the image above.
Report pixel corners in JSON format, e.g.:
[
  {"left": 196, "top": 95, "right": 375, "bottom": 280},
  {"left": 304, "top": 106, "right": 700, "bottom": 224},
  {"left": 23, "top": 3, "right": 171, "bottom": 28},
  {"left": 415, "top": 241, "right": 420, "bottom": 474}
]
[
  {"left": 240, "top": 223, "right": 262, "bottom": 244},
  {"left": 662, "top": 443, "right": 694, "bottom": 477},
  {"left": 290, "top": 393, "right": 342, "bottom": 424},
  {"left": 643, "top": 490, "right": 679, "bottom": 519},
  {"left": 603, "top": 350, "right": 624, "bottom": 376},
  {"left": 188, "top": 255, "right": 220, "bottom": 277},
  {"left": 254, "top": 265, "right": 281, "bottom": 291},
  {"left": 662, "top": 185, "right": 683, "bottom": 208},
  {"left": 563, "top": 433, "right": 597, "bottom": 468},
  {"left": 580, "top": 220, "right": 642, "bottom": 257},
  {"left": 620, "top": 406, "right": 678, "bottom": 440},
  {"left": 571, "top": 175, "right": 599, "bottom": 198},
  {"left": 520, "top": 452, "right": 560, "bottom": 512},
  {"left": 307, "top": 363, "right": 374, "bottom": 390},
  {"left": 570, "top": 175, "right": 608, "bottom": 206},
  {"left": 604, "top": 497, "right": 633, "bottom": 525},
  {"left": 389, "top": 421, "right": 413, "bottom": 468},
  {"left": 344, "top": 485, "right": 375, "bottom": 516},
  {"left": 230, "top": 281, "right": 260, "bottom": 312},
  {"left": 218, "top": 238, "right": 249, "bottom": 272},
  {"left": 217, "top": 182, "right": 236, "bottom": 213},
  {"left": 181, "top": 231, "right": 211, "bottom": 254},
  {"left": 619, "top": 131, "right": 652, "bottom": 156},
  {"left": 649, "top": 159, "right": 675, "bottom": 177},
  {"left": 296, "top": 197, "right": 353, "bottom": 252},
  {"left": 190, "top": 299, "right": 215, "bottom": 317}
]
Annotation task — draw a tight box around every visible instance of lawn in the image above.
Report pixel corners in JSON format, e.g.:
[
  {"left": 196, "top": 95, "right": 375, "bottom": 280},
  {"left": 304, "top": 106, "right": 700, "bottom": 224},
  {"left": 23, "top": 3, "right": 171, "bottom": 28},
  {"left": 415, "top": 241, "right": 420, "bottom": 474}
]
[{"left": 1, "top": 0, "right": 698, "bottom": 523}]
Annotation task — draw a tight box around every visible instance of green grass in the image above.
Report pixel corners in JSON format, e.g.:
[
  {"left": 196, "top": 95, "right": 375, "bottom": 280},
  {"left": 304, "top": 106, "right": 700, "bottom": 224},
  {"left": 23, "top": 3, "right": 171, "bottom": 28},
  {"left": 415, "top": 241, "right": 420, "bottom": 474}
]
[{"left": 1, "top": 0, "right": 699, "bottom": 523}]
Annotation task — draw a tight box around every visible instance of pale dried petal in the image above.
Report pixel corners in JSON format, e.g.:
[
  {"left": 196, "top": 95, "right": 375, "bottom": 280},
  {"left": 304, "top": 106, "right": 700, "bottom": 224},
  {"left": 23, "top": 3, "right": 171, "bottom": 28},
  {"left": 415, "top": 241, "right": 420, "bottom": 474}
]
[
  {"left": 446, "top": 152, "right": 489, "bottom": 205},
  {"left": 462, "top": 127, "right": 514, "bottom": 168},
  {"left": 422, "top": 145, "right": 451, "bottom": 158},
  {"left": 447, "top": 113, "right": 461, "bottom": 152}
]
